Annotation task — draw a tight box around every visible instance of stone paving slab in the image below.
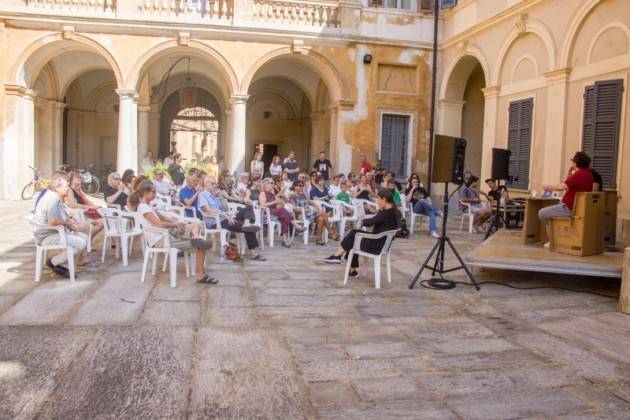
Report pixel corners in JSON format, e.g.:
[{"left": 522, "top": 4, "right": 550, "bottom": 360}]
[
  {"left": 0, "top": 327, "right": 95, "bottom": 419},
  {"left": 37, "top": 327, "right": 193, "bottom": 419}
]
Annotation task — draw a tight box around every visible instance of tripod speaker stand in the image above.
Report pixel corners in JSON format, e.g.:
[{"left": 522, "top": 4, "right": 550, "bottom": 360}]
[
  {"left": 408, "top": 182, "right": 480, "bottom": 290},
  {"left": 484, "top": 181, "right": 508, "bottom": 240}
]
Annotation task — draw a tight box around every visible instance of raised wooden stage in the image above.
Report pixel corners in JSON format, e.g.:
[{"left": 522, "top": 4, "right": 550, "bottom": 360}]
[{"left": 466, "top": 230, "right": 624, "bottom": 278}]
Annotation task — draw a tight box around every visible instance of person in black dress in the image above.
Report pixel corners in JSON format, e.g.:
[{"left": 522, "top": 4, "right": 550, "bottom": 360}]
[{"left": 324, "top": 189, "right": 400, "bottom": 277}]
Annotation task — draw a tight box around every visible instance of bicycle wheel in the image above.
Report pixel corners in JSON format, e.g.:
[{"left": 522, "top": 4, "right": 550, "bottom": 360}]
[
  {"left": 91, "top": 178, "right": 100, "bottom": 194},
  {"left": 21, "top": 182, "right": 35, "bottom": 200}
]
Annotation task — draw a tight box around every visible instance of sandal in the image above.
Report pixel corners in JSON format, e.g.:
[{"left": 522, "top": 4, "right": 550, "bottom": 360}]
[
  {"left": 197, "top": 275, "right": 219, "bottom": 285},
  {"left": 249, "top": 254, "right": 266, "bottom": 261}
]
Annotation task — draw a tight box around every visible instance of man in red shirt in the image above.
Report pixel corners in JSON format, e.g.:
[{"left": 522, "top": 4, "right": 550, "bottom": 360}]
[
  {"left": 538, "top": 151, "right": 594, "bottom": 246},
  {"left": 360, "top": 155, "right": 372, "bottom": 175}
]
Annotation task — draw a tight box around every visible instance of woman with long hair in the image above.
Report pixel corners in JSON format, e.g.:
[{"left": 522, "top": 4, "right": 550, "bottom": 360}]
[
  {"left": 131, "top": 181, "right": 217, "bottom": 284},
  {"left": 64, "top": 171, "right": 104, "bottom": 241},
  {"left": 269, "top": 155, "right": 283, "bottom": 177},
  {"left": 250, "top": 150, "right": 264, "bottom": 178},
  {"left": 324, "top": 189, "right": 401, "bottom": 277},
  {"left": 259, "top": 178, "right": 303, "bottom": 247}
]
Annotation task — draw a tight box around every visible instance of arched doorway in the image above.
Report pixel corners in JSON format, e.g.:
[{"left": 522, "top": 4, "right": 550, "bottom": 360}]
[
  {"left": 440, "top": 55, "right": 487, "bottom": 178},
  {"left": 159, "top": 88, "right": 222, "bottom": 163},
  {"left": 245, "top": 57, "right": 333, "bottom": 175},
  {"left": 3, "top": 36, "right": 121, "bottom": 199},
  {"left": 134, "top": 53, "right": 230, "bottom": 171}
]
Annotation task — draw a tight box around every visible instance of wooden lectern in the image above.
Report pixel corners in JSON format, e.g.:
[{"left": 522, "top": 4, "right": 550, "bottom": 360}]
[
  {"left": 603, "top": 190, "right": 617, "bottom": 247},
  {"left": 522, "top": 197, "right": 560, "bottom": 245},
  {"left": 550, "top": 192, "right": 605, "bottom": 256}
]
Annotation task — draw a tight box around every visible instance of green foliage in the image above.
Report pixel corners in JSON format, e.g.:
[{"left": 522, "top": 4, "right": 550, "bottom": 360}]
[{"left": 142, "top": 162, "right": 170, "bottom": 181}]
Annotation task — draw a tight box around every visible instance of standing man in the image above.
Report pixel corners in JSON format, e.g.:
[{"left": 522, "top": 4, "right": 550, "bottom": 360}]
[
  {"left": 360, "top": 155, "right": 372, "bottom": 175},
  {"left": 168, "top": 152, "right": 186, "bottom": 186},
  {"left": 538, "top": 151, "right": 594, "bottom": 246},
  {"left": 283, "top": 151, "right": 300, "bottom": 182},
  {"left": 313, "top": 151, "right": 333, "bottom": 183},
  {"left": 33, "top": 172, "right": 92, "bottom": 277}
]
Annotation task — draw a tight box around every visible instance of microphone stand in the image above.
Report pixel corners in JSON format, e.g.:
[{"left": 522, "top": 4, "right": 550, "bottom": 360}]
[{"left": 409, "top": 182, "right": 479, "bottom": 290}]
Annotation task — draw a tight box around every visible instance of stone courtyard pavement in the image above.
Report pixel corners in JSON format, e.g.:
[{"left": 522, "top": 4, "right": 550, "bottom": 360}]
[{"left": 0, "top": 199, "right": 629, "bottom": 419}]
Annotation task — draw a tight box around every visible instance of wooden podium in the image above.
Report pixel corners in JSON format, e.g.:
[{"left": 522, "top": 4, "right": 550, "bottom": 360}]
[
  {"left": 523, "top": 197, "right": 560, "bottom": 245},
  {"left": 550, "top": 192, "right": 605, "bottom": 256}
]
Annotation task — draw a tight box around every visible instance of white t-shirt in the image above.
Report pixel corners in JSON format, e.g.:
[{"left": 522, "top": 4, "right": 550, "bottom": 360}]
[
  {"left": 236, "top": 182, "right": 248, "bottom": 196},
  {"left": 137, "top": 202, "right": 162, "bottom": 246},
  {"left": 154, "top": 180, "right": 171, "bottom": 195},
  {"left": 269, "top": 163, "right": 283, "bottom": 176},
  {"left": 329, "top": 184, "right": 341, "bottom": 197}
]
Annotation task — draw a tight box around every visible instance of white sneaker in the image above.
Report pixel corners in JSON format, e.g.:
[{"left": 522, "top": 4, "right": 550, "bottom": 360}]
[{"left": 430, "top": 231, "right": 440, "bottom": 238}]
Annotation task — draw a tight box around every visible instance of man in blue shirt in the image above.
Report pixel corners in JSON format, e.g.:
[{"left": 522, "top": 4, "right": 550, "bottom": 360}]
[
  {"left": 179, "top": 174, "right": 203, "bottom": 219},
  {"left": 198, "top": 176, "right": 265, "bottom": 261},
  {"left": 459, "top": 175, "right": 492, "bottom": 232}
]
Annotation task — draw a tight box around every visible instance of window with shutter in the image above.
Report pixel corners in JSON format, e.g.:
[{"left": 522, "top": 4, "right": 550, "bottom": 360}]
[
  {"left": 381, "top": 114, "right": 410, "bottom": 177},
  {"left": 581, "top": 79, "right": 623, "bottom": 189},
  {"left": 507, "top": 98, "right": 533, "bottom": 190}
]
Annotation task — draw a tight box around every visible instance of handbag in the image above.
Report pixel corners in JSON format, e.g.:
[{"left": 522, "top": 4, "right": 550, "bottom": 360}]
[
  {"left": 84, "top": 208, "right": 101, "bottom": 220},
  {"left": 224, "top": 244, "right": 241, "bottom": 261}
]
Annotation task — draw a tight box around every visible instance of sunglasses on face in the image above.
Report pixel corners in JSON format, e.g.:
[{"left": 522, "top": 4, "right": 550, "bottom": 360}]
[{"left": 113, "top": 177, "right": 121, "bottom": 181}]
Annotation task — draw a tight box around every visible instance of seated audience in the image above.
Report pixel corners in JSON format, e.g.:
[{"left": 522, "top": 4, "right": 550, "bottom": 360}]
[
  {"left": 405, "top": 177, "right": 441, "bottom": 238},
  {"left": 538, "top": 151, "right": 594, "bottom": 246},
  {"left": 130, "top": 181, "right": 216, "bottom": 284},
  {"left": 33, "top": 172, "right": 95, "bottom": 278},
  {"left": 198, "top": 176, "right": 265, "bottom": 261},
  {"left": 259, "top": 179, "right": 304, "bottom": 247},
  {"left": 64, "top": 171, "right": 104, "bottom": 241},
  {"left": 104, "top": 172, "right": 128, "bottom": 208},
  {"left": 324, "top": 190, "right": 401, "bottom": 277},
  {"left": 179, "top": 174, "right": 203, "bottom": 218},
  {"left": 153, "top": 170, "right": 174, "bottom": 196},
  {"left": 291, "top": 179, "right": 338, "bottom": 245},
  {"left": 459, "top": 175, "right": 492, "bottom": 233}
]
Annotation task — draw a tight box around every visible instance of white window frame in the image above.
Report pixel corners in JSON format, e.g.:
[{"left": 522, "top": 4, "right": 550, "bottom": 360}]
[
  {"left": 377, "top": 108, "right": 416, "bottom": 180},
  {"left": 364, "top": 0, "right": 417, "bottom": 11}
]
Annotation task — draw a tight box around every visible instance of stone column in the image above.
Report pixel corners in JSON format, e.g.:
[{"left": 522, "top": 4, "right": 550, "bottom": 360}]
[
  {"left": 51, "top": 101, "right": 65, "bottom": 170},
  {"left": 480, "top": 85, "right": 500, "bottom": 183},
  {"left": 2, "top": 86, "right": 36, "bottom": 200},
  {"left": 329, "top": 102, "right": 353, "bottom": 175},
  {"left": 437, "top": 99, "right": 465, "bottom": 137},
  {"left": 138, "top": 105, "right": 151, "bottom": 167},
  {"left": 542, "top": 68, "right": 571, "bottom": 187},
  {"left": 228, "top": 94, "right": 248, "bottom": 174},
  {"left": 116, "top": 89, "right": 139, "bottom": 173}
]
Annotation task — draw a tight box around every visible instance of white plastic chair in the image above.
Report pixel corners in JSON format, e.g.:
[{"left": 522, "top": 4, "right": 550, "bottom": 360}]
[
  {"left": 262, "top": 207, "right": 281, "bottom": 247},
  {"left": 343, "top": 229, "right": 398, "bottom": 289},
  {"left": 290, "top": 206, "right": 312, "bottom": 245},
  {"left": 252, "top": 203, "right": 265, "bottom": 250},
  {"left": 98, "top": 207, "right": 142, "bottom": 266},
  {"left": 459, "top": 200, "right": 474, "bottom": 233},
  {"left": 333, "top": 199, "right": 359, "bottom": 239},
  {"left": 315, "top": 201, "right": 341, "bottom": 243},
  {"left": 352, "top": 199, "right": 379, "bottom": 228},
  {"left": 26, "top": 215, "right": 76, "bottom": 283},
  {"left": 64, "top": 206, "right": 94, "bottom": 252},
  {"left": 140, "top": 226, "right": 194, "bottom": 288}
]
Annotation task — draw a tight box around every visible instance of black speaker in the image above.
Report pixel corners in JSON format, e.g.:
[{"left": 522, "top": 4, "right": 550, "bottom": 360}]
[
  {"left": 432, "top": 135, "right": 467, "bottom": 184},
  {"left": 491, "top": 148, "right": 511, "bottom": 181}
]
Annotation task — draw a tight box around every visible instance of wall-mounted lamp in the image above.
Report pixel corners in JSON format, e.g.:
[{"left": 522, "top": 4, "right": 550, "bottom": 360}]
[{"left": 363, "top": 54, "right": 373, "bottom": 64}]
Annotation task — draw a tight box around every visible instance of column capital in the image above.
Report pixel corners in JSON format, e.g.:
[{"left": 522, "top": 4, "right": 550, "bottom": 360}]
[
  {"left": 481, "top": 85, "right": 501, "bottom": 99},
  {"left": 544, "top": 68, "right": 572, "bottom": 85},
  {"left": 230, "top": 94, "right": 249, "bottom": 105},
  {"left": 439, "top": 98, "right": 466, "bottom": 109},
  {"left": 116, "top": 89, "right": 139, "bottom": 101}
]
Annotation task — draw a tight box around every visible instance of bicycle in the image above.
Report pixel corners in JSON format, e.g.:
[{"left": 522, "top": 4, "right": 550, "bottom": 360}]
[
  {"left": 79, "top": 164, "right": 100, "bottom": 194},
  {"left": 21, "top": 165, "right": 50, "bottom": 200}
]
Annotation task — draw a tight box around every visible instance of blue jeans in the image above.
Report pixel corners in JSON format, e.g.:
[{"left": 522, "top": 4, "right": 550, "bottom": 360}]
[{"left": 413, "top": 199, "right": 439, "bottom": 233}]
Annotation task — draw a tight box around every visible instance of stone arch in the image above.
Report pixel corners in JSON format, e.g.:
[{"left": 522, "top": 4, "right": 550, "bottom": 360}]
[
  {"left": 440, "top": 45, "right": 490, "bottom": 100},
  {"left": 33, "top": 63, "right": 60, "bottom": 100},
  {"left": 85, "top": 81, "right": 118, "bottom": 111},
  {"left": 240, "top": 47, "right": 352, "bottom": 104},
  {"left": 11, "top": 33, "right": 123, "bottom": 92},
  {"left": 561, "top": 0, "right": 604, "bottom": 67},
  {"left": 586, "top": 22, "right": 630, "bottom": 64},
  {"left": 247, "top": 88, "right": 299, "bottom": 120},
  {"left": 492, "top": 18, "right": 556, "bottom": 85},
  {"left": 127, "top": 40, "right": 239, "bottom": 98}
]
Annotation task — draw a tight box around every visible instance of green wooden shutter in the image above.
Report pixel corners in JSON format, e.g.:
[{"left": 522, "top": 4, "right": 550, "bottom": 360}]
[
  {"left": 582, "top": 79, "right": 623, "bottom": 189},
  {"left": 507, "top": 98, "right": 533, "bottom": 190}
]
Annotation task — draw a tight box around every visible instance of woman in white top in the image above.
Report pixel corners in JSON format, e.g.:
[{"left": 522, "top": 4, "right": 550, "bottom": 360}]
[
  {"left": 269, "top": 155, "right": 283, "bottom": 177},
  {"left": 250, "top": 151, "right": 265, "bottom": 178},
  {"left": 129, "top": 181, "right": 217, "bottom": 285}
]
